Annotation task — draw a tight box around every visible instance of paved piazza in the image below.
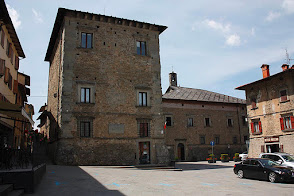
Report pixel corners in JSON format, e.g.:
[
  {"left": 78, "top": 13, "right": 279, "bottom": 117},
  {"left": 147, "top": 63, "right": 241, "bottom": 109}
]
[{"left": 26, "top": 162, "right": 294, "bottom": 196}]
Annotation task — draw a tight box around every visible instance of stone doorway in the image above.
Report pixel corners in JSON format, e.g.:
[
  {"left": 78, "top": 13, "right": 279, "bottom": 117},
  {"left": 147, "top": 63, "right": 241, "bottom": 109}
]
[
  {"left": 177, "top": 143, "right": 185, "bottom": 160},
  {"left": 139, "top": 142, "right": 150, "bottom": 164}
]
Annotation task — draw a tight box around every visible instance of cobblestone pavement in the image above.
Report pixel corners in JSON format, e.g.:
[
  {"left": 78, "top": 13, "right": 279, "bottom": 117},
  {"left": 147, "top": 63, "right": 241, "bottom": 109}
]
[{"left": 25, "top": 161, "right": 294, "bottom": 196}]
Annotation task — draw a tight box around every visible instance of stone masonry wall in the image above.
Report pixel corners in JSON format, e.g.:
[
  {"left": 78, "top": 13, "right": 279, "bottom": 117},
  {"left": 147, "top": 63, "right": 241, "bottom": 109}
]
[
  {"left": 47, "top": 11, "right": 167, "bottom": 165},
  {"left": 163, "top": 100, "right": 248, "bottom": 161}
]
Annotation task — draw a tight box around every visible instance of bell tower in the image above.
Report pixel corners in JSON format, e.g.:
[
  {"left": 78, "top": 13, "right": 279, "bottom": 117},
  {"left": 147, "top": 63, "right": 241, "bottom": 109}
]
[{"left": 169, "top": 72, "right": 177, "bottom": 87}]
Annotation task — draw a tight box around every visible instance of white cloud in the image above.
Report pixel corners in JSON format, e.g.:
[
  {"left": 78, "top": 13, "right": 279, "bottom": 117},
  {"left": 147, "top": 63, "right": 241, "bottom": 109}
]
[
  {"left": 6, "top": 5, "right": 21, "bottom": 29},
  {"left": 32, "top": 8, "right": 43, "bottom": 23},
  {"left": 226, "top": 34, "right": 241, "bottom": 46},
  {"left": 266, "top": 11, "right": 281, "bottom": 22},
  {"left": 282, "top": 0, "right": 294, "bottom": 14},
  {"left": 202, "top": 19, "right": 231, "bottom": 33}
]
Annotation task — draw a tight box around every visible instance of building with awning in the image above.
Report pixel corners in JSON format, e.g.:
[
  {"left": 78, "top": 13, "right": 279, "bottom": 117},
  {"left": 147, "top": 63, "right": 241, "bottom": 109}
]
[{"left": 0, "top": 0, "right": 33, "bottom": 149}]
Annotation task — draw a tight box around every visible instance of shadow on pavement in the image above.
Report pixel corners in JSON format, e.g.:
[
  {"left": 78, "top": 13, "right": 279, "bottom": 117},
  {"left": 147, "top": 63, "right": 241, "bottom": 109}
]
[
  {"left": 25, "top": 164, "right": 124, "bottom": 196},
  {"left": 175, "top": 163, "right": 234, "bottom": 171}
]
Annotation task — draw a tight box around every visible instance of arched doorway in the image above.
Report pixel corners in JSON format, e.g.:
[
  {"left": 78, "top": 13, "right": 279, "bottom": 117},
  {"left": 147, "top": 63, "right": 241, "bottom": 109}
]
[{"left": 177, "top": 143, "right": 185, "bottom": 160}]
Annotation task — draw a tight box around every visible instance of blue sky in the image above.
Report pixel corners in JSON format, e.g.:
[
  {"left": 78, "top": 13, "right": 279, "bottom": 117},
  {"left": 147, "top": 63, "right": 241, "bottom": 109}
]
[{"left": 4, "top": 0, "right": 294, "bottom": 127}]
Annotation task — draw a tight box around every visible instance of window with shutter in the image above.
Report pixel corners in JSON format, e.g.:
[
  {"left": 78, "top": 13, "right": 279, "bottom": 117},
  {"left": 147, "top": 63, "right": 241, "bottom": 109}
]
[
  {"left": 280, "top": 118, "right": 285, "bottom": 130},
  {"left": 8, "top": 74, "right": 12, "bottom": 90},
  {"left": 258, "top": 121, "right": 262, "bottom": 133},
  {"left": 0, "top": 59, "right": 5, "bottom": 76},
  {"left": 250, "top": 122, "right": 254, "bottom": 133},
  {"left": 4, "top": 67, "right": 9, "bottom": 83},
  {"left": 0, "top": 27, "right": 4, "bottom": 48},
  {"left": 13, "top": 80, "right": 18, "bottom": 94},
  {"left": 15, "top": 57, "right": 19, "bottom": 70},
  {"left": 291, "top": 116, "right": 294, "bottom": 129}
]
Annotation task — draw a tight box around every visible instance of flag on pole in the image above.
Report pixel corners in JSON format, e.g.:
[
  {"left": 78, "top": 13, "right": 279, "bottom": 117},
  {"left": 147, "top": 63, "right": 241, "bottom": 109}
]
[{"left": 164, "top": 121, "right": 167, "bottom": 130}]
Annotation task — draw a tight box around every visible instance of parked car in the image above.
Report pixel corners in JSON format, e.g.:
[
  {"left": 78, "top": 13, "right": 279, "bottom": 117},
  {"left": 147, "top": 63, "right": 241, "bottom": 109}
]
[
  {"left": 233, "top": 158, "right": 294, "bottom": 183},
  {"left": 239, "top": 151, "right": 248, "bottom": 161},
  {"left": 259, "top": 153, "right": 294, "bottom": 169}
]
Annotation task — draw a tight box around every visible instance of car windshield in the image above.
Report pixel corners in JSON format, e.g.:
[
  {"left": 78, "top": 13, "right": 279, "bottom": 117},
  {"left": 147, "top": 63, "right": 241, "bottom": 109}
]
[
  {"left": 259, "top": 159, "right": 280, "bottom": 167},
  {"left": 282, "top": 155, "right": 294, "bottom": 162}
]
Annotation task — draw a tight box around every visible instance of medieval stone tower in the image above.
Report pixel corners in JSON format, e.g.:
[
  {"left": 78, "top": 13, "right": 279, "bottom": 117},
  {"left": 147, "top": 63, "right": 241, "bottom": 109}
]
[{"left": 44, "top": 8, "right": 168, "bottom": 165}]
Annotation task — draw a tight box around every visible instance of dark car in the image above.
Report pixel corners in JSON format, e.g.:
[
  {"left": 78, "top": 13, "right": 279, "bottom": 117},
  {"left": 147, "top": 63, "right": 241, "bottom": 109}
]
[{"left": 233, "top": 158, "right": 294, "bottom": 183}]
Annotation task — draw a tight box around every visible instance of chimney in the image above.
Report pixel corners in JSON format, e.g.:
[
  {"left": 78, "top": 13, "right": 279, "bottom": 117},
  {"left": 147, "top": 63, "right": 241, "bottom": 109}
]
[
  {"left": 261, "top": 64, "right": 270, "bottom": 78},
  {"left": 169, "top": 72, "right": 177, "bottom": 87},
  {"left": 281, "top": 64, "right": 289, "bottom": 71}
]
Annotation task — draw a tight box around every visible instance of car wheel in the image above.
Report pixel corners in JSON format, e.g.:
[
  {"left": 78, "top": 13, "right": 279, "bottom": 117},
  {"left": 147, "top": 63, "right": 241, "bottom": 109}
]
[
  {"left": 268, "top": 172, "right": 277, "bottom": 183},
  {"left": 237, "top": 170, "right": 244, "bottom": 178}
]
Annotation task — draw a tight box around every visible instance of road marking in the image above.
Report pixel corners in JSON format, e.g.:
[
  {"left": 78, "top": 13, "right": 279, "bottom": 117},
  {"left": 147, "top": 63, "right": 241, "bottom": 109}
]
[
  {"left": 105, "top": 183, "right": 129, "bottom": 187},
  {"left": 201, "top": 183, "right": 218, "bottom": 186},
  {"left": 158, "top": 183, "right": 175, "bottom": 187},
  {"left": 239, "top": 183, "right": 252, "bottom": 186}
]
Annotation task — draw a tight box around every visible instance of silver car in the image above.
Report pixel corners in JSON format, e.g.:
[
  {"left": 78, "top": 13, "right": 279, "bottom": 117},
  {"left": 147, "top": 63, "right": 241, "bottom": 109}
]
[{"left": 259, "top": 153, "right": 294, "bottom": 169}]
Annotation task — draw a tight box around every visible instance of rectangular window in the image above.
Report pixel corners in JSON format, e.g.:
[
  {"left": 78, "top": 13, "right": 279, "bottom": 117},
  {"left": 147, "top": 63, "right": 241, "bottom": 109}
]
[
  {"left": 214, "top": 136, "right": 220, "bottom": 145},
  {"left": 15, "top": 56, "right": 19, "bottom": 70},
  {"left": 228, "top": 118, "right": 233, "bottom": 127},
  {"left": 136, "top": 41, "right": 146, "bottom": 55},
  {"left": 205, "top": 118, "right": 210, "bottom": 127},
  {"left": 81, "top": 33, "right": 93, "bottom": 48},
  {"left": 187, "top": 118, "right": 193, "bottom": 127},
  {"left": 280, "top": 115, "right": 293, "bottom": 130},
  {"left": 166, "top": 116, "right": 172, "bottom": 126},
  {"left": 139, "top": 92, "right": 147, "bottom": 106},
  {"left": 0, "top": 27, "right": 4, "bottom": 48},
  {"left": 233, "top": 136, "right": 237, "bottom": 144},
  {"left": 80, "top": 121, "right": 91, "bottom": 137},
  {"left": 81, "top": 88, "right": 90, "bottom": 103},
  {"left": 0, "top": 59, "right": 5, "bottom": 76},
  {"left": 6, "top": 40, "right": 10, "bottom": 56},
  {"left": 200, "top": 136, "right": 206, "bottom": 144},
  {"left": 139, "top": 123, "right": 149, "bottom": 137},
  {"left": 251, "top": 120, "right": 262, "bottom": 134},
  {"left": 8, "top": 73, "right": 12, "bottom": 90},
  {"left": 280, "top": 90, "right": 288, "bottom": 102},
  {"left": 242, "top": 116, "right": 246, "bottom": 126},
  {"left": 251, "top": 98, "right": 257, "bottom": 109}
]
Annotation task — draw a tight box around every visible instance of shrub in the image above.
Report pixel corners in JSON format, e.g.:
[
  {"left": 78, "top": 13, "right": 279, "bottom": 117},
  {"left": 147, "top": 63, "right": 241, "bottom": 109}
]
[{"left": 220, "top": 154, "right": 229, "bottom": 162}]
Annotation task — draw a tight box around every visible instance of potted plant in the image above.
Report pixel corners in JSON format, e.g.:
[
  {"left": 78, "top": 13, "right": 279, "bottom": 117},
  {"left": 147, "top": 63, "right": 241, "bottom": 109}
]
[
  {"left": 206, "top": 154, "right": 217, "bottom": 163},
  {"left": 233, "top": 153, "right": 241, "bottom": 162},
  {"left": 220, "top": 154, "right": 230, "bottom": 162}
]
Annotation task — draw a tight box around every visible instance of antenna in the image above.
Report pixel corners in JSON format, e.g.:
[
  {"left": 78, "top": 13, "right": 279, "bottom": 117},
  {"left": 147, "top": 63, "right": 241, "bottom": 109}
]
[{"left": 285, "top": 48, "right": 294, "bottom": 65}]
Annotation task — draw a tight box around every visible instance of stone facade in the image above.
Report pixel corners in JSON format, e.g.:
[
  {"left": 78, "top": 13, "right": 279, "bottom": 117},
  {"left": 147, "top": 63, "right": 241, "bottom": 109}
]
[
  {"left": 236, "top": 65, "right": 294, "bottom": 158},
  {"left": 163, "top": 74, "right": 248, "bottom": 161},
  {"left": 44, "top": 8, "right": 168, "bottom": 165}
]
